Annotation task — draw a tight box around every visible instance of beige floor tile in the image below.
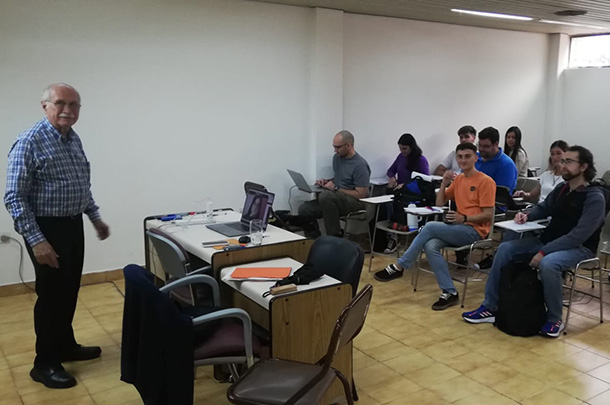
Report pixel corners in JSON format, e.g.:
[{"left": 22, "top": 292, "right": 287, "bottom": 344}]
[
  {"left": 440, "top": 352, "right": 493, "bottom": 374},
  {"left": 588, "top": 361, "right": 610, "bottom": 383},
  {"left": 10, "top": 363, "right": 46, "bottom": 396},
  {"left": 556, "top": 373, "right": 610, "bottom": 401},
  {"left": 501, "top": 349, "right": 553, "bottom": 374},
  {"left": 521, "top": 388, "right": 585, "bottom": 405},
  {"left": 453, "top": 387, "right": 520, "bottom": 405},
  {"left": 353, "top": 349, "right": 379, "bottom": 371},
  {"left": 399, "top": 330, "right": 448, "bottom": 350},
  {"left": 407, "top": 363, "right": 460, "bottom": 388},
  {"left": 90, "top": 384, "right": 141, "bottom": 404},
  {"left": 465, "top": 362, "right": 520, "bottom": 386},
  {"left": 352, "top": 363, "right": 401, "bottom": 390},
  {"left": 522, "top": 361, "right": 582, "bottom": 386},
  {"left": 354, "top": 331, "right": 395, "bottom": 351},
  {"left": 491, "top": 374, "right": 549, "bottom": 402},
  {"left": 529, "top": 340, "right": 584, "bottom": 358},
  {"left": 557, "top": 349, "right": 610, "bottom": 372},
  {"left": 56, "top": 395, "right": 97, "bottom": 405},
  {"left": 364, "top": 375, "right": 421, "bottom": 403},
  {"left": 585, "top": 338, "right": 610, "bottom": 359},
  {"left": 80, "top": 369, "right": 124, "bottom": 394},
  {"left": 385, "top": 388, "right": 449, "bottom": 405},
  {"left": 20, "top": 383, "right": 89, "bottom": 405},
  {"left": 382, "top": 352, "right": 436, "bottom": 374},
  {"left": 5, "top": 351, "right": 34, "bottom": 368},
  {"left": 347, "top": 392, "right": 381, "bottom": 405},
  {"left": 0, "top": 329, "right": 36, "bottom": 357},
  {"left": 361, "top": 341, "right": 417, "bottom": 362},
  {"left": 428, "top": 374, "right": 486, "bottom": 402},
  {"left": 588, "top": 388, "right": 610, "bottom": 405},
  {"left": 420, "top": 340, "right": 470, "bottom": 361}
]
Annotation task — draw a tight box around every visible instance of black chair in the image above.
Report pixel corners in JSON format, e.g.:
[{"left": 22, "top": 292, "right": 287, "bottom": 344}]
[
  {"left": 227, "top": 284, "right": 373, "bottom": 405},
  {"left": 305, "top": 236, "right": 364, "bottom": 297}
]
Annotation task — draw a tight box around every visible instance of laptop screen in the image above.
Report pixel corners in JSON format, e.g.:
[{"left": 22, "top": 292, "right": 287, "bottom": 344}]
[{"left": 240, "top": 189, "right": 275, "bottom": 229}]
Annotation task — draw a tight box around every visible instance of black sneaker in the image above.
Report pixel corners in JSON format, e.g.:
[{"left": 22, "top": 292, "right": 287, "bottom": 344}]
[
  {"left": 431, "top": 291, "right": 459, "bottom": 311},
  {"left": 374, "top": 264, "right": 403, "bottom": 282},
  {"left": 474, "top": 254, "right": 494, "bottom": 270},
  {"left": 384, "top": 236, "right": 398, "bottom": 254}
]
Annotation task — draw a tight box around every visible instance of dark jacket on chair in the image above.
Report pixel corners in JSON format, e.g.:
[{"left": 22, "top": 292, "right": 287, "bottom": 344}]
[{"left": 121, "top": 264, "right": 194, "bottom": 405}]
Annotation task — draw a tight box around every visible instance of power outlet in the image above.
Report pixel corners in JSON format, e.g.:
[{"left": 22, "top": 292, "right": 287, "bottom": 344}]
[{"left": 0, "top": 233, "right": 10, "bottom": 243}]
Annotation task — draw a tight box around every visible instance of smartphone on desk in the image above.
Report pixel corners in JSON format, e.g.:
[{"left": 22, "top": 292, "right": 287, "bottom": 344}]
[{"left": 201, "top": 240, "right": 229, "bottom": 248}]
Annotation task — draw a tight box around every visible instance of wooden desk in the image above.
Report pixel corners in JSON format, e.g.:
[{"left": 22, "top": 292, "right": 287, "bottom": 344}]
[{"left": 221, "top": 258, "right": 352, "bottom": 404}]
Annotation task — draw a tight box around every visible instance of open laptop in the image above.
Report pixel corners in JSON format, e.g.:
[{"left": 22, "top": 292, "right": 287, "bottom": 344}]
[
  {"left": 206, "top": 189, "right": 275, "bottom": 237},
  {"left": 287, "top": 169, "right": 325, "bottom": 193}
]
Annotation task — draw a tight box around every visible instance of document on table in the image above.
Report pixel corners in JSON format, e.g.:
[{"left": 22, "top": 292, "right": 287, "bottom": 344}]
[
  {"left": 494, "top": 220, "right": 547, "bottom": 233},
  {"left": 226, "top": 267, "right": 292, "bottom": 281}
]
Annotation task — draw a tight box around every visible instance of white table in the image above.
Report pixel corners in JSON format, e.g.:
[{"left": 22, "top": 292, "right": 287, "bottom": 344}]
[
  {"left": 494, "top": 219, "right": 547, "bottom": 233},
  {"left": 220, "top": 257, "right": 341, "bottom": 310},
  {"left": 146, "top": 210, "right": 304, "bottom": 263}
]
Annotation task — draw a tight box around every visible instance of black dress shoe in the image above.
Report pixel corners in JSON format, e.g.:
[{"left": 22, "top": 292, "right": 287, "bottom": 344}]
[
  {"left": 61, "top": 345, "right": 102, "bottom": 362},
  {"left": 30, "top": 364, "right": 77, "bottom": 389}
]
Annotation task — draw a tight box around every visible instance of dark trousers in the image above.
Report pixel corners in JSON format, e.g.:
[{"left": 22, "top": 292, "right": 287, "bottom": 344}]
[{"left": 25, "top": 215, "right": 85, "bottom": 366}]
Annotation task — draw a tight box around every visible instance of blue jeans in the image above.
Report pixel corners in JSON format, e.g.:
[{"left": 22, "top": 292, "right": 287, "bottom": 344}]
[
  {"left": 482, "top": 237, "right": 594, "bottom": 323},
  {"left": 397, "top": 222, "right": 480, "bottom": 293}
]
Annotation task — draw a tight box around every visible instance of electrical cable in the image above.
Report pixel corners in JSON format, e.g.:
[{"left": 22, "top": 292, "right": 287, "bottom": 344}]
[{"left": 288, "top": 185, "right": 297, "bottom": 214}]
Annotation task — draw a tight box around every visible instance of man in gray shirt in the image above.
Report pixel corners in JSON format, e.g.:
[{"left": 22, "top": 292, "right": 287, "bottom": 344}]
[{"left": 299, "top": 130, "right": 371, "bottom": 237}]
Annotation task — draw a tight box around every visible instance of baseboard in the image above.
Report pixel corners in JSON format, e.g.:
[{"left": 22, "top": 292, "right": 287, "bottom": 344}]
[{"left": 0, "top": 268, "right": 125, "bottom": 298}]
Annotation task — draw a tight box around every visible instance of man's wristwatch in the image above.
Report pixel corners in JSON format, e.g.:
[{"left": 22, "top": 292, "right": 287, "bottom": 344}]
[{"left": 463, "top": 215, "right": 468, "bottom": 223}]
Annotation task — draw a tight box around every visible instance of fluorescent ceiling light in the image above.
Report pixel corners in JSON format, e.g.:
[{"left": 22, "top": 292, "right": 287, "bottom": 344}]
[
  {"left": 451, "top": 8, "right": 533, "bottom": 21},
  {"left": 539, "top": 19, "right": 606, "bottom": 30}
]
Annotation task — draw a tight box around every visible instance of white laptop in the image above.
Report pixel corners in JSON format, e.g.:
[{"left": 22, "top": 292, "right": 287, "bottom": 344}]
[{"left": 287, "top": 169, "right": 325, "bottom": 193}]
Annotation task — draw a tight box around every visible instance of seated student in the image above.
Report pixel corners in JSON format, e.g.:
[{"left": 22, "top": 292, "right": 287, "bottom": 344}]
[
  {"left": 514, "top": 140, "right": 568, "bottom": 203},
  {"left": 374, "top": 142, "right": 496, "bottom": 310},
  {"left": 476, "top": 126, "right": 518, "bottom": 194},
  {"left": 463, "top": 146, "right": 607, "bottom": 337},
  {"left": 434, "top": 125, "right": 476, "bottom": 176},
  {"left": 384, "top": 133, "right": 429, "bottom": 253},
  {"left": 504, "top": 126, "right": 530, "bottom": 177},
  {"left": 298, "top": 130, "right": 371, "bottom": 237},
  {"left": 387, "top": 133, "right": 429, "bottom": 189}
]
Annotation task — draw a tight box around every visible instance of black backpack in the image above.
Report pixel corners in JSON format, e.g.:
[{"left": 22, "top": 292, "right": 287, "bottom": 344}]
[
  {"left": 495, "top": 253, "right": 547, "bottom": 337},
  {"left": 391, "top": 176, "right": 439, "bottom": 224}
]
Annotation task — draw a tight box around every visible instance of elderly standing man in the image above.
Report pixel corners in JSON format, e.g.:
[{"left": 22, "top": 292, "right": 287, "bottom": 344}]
[{"left": 4, "top": 83, "right": 110, "bottom": 388}]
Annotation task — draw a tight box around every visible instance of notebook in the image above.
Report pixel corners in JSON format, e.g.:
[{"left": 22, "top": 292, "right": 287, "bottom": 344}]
[
  {"left": 228, "top": 267, "right": 292, "bottom": 280},
  {"left": 206, "top": 189, "right": 275, "bottom": 237}
]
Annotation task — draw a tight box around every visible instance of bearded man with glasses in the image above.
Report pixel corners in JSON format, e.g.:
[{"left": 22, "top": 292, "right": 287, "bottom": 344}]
[
  {"left": 462, "top": 146, "right": 608, "bottom": 337},
  {"left": 4, "top": 83, "right": 110, "bottom": 388}
]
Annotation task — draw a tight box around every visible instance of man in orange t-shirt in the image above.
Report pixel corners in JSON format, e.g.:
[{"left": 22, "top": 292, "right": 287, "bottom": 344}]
[{"left": 374, "top": 142, "right": 496, "bottom": 310}]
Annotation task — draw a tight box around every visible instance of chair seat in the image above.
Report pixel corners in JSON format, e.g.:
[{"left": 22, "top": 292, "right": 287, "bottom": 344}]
[
  {"left": 444, "top": 239, "right": 493, "bottom": 252},
  {"left": 194, "top": 320, "right": 265, "bottom": 360},
  {"left": 229, "top": 358, "right": 337, "bottom": 405}
]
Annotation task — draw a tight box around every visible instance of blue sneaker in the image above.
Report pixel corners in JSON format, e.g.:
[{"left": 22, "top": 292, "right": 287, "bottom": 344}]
[
  {"left": 462, "top": 305, "right": 496, "bottom": 324},
  {"left": 540, "top": 320, "right": 565, "bottom": 338}
]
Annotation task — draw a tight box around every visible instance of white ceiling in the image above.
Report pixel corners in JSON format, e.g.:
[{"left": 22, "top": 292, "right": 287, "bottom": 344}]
[{"left": 249, "top": 0, "right": 610, "bottom": 35}]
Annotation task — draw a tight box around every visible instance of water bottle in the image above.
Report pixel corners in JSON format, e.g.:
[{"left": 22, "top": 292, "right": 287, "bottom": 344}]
[
  {"left": 206, "top": 200, "right": 214, "bottom": 222},
  {"left": 407, "top": 203, "right": 418, "bottom": 231}
]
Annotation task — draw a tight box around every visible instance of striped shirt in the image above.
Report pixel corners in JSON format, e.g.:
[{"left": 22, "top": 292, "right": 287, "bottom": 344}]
[{"left": 4, "top": 117, "right": 100, "bottom": 246}]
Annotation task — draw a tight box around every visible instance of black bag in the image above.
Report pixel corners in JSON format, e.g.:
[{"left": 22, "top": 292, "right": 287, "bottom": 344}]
[
  {"left": 390, "top": 176, "right": 439, "bottom": 224},
  {"left": 496, "top": 253, "right": 546, "bottom": 337}
]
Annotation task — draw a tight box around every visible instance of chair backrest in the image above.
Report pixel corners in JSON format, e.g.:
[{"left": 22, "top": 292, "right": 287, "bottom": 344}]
[
  {"left": 147, "top": 228, "right": 191, "bottom": 278},
  {"left": 284, "top": 284, "right": 373, "bottom": 405},
  {"left": 244, "top": 181, "right": 268, "bottom": 195},
  {"left": 306, "top": 236, "right": 364, "bottom": 297}
]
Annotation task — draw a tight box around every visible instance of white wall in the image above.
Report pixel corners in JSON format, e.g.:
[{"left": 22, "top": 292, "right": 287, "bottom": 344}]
[
  {"left": 343, "top": 14, "right": 549, "bottom": 177},
  {"left": 0, "top": 0, "right": 573, "bottom": 287},
  {"left": 0, "top": 0, "right": 313, "bottom": 285},
  {"left": 561, "top": 68, "right": 610, "bottom": 176}
]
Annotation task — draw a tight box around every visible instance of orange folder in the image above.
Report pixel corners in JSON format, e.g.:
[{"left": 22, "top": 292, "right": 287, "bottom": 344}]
[{"left": 230, "top": 267, "right": 291, "bottom": 280}]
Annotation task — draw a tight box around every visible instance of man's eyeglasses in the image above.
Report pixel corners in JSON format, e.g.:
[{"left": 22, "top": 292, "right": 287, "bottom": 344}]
[
  {"left": 560, "top": 158, "right": 581, "bottom": 165},
  {"left": 46, "top": 100, "right": 81, "bottom": 110},
  {"left": 333, "top": 143, "right": 346, "bottom": 149}
]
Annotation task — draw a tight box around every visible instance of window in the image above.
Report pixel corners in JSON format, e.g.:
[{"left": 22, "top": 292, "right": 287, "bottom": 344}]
[{"left": 569, "top": 34, "right": 610, "bottom": 68}]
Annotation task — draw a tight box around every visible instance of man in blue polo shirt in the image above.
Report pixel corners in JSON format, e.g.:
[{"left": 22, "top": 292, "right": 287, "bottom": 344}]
[{"left": 476, "top": 126, "right": 518, "bottom": 193}]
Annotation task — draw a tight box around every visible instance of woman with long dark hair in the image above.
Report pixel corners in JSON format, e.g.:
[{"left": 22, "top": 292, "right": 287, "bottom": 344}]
[
  {"left": 514, "top": 140, "right": 568, "bottom": 203},
  {"left": 387, "top": 133, "right": 429, "bottom": 189},
  {"left": 504, "top": 126, "right": 529, "bottom": 177}
]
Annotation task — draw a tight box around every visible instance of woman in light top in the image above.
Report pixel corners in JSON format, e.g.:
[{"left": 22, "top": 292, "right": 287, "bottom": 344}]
[
  {"left": 387, "top": 133, "right": 429, "bottom": 189},
  {"left": 504, "top": 126, "right": 529, "bottom": 177},
  {"left": 514, "top": 140, "right": 568, "bottom": 203}
]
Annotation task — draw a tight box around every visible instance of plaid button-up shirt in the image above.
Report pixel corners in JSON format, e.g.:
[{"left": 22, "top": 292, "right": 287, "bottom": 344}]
[{"left": 4, "top": 117, "right": 100, "bottom": 245}]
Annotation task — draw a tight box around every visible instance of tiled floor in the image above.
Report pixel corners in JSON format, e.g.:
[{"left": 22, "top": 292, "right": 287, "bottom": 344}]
[{"left": 2, "top": 254, "right": 610, "bottom": 404}]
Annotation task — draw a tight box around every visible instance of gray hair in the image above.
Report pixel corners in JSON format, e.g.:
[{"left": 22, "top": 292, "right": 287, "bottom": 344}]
[
  {"left": 41, "top": 83, "right": 80, "bottom": 101},
  {"left": 336, "top": 130, "right": 355, "bottom": 145}
]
